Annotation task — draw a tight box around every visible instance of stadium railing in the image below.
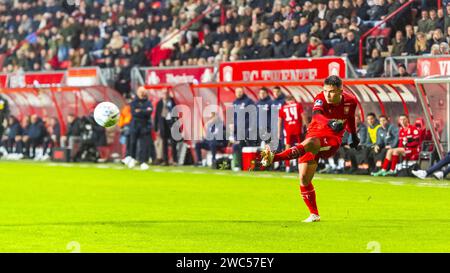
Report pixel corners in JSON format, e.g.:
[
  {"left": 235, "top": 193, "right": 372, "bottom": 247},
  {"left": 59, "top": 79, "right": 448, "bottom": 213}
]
[{"left": 358, "top": 0, "right": 415, "bottom": 68}]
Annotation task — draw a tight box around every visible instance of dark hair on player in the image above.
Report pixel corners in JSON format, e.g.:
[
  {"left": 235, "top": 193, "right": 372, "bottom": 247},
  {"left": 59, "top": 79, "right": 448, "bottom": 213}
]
[
  {"left": 367, "top": 112, "right": 376, "bottom": 118},
  {"left": 273, "top": 86, "right": 281, "bottom": 91},
  {"left": 324, "top": 75, "right": 342, "bottom": 88},
  {"left": 399, "top": 113, "right": 409, "bottom": 119},
  {"left": 379, "top": 114, "right": 388, "bottom": 119},
  {"left": 260, "top": 87, "right": 269, "bottom": 92}
]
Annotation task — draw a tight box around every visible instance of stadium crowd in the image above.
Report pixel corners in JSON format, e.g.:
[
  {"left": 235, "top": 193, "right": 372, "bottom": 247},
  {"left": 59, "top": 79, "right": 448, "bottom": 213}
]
[{"left": 0, "top": 0, "right": 449, "bottom": 85}]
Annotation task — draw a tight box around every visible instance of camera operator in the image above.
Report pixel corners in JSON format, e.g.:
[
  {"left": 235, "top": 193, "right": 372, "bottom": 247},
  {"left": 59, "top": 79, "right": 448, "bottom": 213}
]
[{"left": 74, "top": 114, "right": 106, "bottom": 162}]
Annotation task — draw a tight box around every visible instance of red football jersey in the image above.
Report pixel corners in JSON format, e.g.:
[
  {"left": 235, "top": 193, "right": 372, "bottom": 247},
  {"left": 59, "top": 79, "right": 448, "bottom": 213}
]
[
  {"left": 279, "top": 102, "right": 304, "bottom": 135},
  {"left": 398, "top": 124, "right": 421, "bottom": 148},
  {"left": 307, "top": 91, "right": 358, "bottom": 138}
]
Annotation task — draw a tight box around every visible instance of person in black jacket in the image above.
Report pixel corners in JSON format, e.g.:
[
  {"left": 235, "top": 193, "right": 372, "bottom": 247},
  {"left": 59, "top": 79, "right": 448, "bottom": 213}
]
[
  {"left": 231, "top": 87, "right": 256, "bottom": 170},
  {"left": 155, "top": 88, "right": 178, "bottom": 166},
  {"left": 61, "top": 114, "right": 81, "bottom": 148},
  {"left": 256, "top": 87, "right": 273, "bottom": 145},
  {"left": 258, "top": 38, "right": 274, "bottom": 59},
  {"left": 337, "top": 31, "right": 359, "bottom": 67},
  {"left": 365, "top": 48, "right": 384, "bottom": 78},
  {"left": 128, "top": 87, "right": 155, "bottom": 170},
  {"left": 42, "top": 117, "right": 61, "bottom": 159},
  {"left": 0, "top": 94, "right": 9, "bottom": 140},
  {"left": 24, "top": 114, "right": 47, "bottom": 159},
  {"left": 4, "top": 116, "right": 22, "bottom": 154}
]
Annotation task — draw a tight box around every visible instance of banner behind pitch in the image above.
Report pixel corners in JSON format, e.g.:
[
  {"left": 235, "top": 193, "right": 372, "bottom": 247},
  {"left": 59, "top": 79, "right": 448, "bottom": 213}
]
[{"left": 219, "top": 57, "right": 346, "bottom": 82}]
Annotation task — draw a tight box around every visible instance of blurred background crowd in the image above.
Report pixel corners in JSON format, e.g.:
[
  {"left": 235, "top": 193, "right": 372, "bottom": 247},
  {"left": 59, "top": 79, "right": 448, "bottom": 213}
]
[{"left": 0, "top": 0, "right": 449, "bottom": 79}]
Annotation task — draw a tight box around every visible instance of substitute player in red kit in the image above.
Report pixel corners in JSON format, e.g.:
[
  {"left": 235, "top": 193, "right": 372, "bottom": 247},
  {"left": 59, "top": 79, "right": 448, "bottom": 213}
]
[
  {"left": 278, "top": 95, "right": 308, "bottom": 172},
  {"left": 259, "top": 75, "right": 360, "bottom": 222},
  {"left": 371, "top": 114, "right": 421, "bottom": 177}
]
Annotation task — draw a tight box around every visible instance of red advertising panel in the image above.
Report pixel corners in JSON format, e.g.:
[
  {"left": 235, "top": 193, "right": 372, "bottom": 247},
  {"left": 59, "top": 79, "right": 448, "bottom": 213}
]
[
  {"left": 146, "top": 66, "right": 215, "bottom": 85},
  {"left": 0, "top": 74, "right": 7, "bottom": 88},
  {"left": 24, "top": 72, "right": 65, "bottom": 86},
  {"left": 417, "top": 57, "right": 450, "bottom": 77},
  {"left": 219, "top": 57, "right": 346, "bottom": 82}
]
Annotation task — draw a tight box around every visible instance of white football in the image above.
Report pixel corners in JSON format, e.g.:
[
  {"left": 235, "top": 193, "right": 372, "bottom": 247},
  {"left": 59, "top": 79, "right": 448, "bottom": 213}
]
[{"left": 93, "top": 102, "right": 120, "bottom": 128}]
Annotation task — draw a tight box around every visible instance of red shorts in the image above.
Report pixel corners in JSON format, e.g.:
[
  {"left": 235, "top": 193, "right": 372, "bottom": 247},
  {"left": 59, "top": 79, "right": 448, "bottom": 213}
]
[
  {"left": 299, "top": 134, "right": 342, "bottom": 163},
  {"left": 404, "top": 147, "right": 420, "bottom": 161},
  {"left": 284, "top": 133, "right": 302, "bottom": 146}
]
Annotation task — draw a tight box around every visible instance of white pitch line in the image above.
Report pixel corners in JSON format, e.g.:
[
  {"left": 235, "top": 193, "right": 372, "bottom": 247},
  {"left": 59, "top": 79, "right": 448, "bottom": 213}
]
[
  {"left": 333, "top": 178, "right": 349, "bottom": 181},
  {"left": 388, "top": 181, "right": 405, "bottom": 186},
  {"left": 191, "top": 171, "right": 206, "bottom": 174}
]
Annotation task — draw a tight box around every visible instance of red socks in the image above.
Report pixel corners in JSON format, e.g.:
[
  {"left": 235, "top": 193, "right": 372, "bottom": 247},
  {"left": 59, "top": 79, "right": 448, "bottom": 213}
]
[
  {"left": 300, "top": 183, "right": 319, "bottom": 215},
  {"left": 390, "top": 155, "right": 399, "bottom": 171},
  {"left": 274, "top": 144, "right": 305, "bottom": 162},
  {"left": 381, "top": 156, "right": 399, "bottom": 171},
  {"left": 382, "top": 158, "right": 390, "bottom": 170}
]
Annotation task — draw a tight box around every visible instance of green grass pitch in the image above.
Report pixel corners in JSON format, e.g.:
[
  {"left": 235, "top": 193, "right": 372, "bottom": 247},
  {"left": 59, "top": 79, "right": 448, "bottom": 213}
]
[{"left": 0, "top": 161, "right": 449, "bottom": 252}]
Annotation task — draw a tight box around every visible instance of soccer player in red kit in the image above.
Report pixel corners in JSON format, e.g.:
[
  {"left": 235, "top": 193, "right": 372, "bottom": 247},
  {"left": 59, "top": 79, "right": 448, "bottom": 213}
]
[
  {"left": 372, "top": 114, "right": 421, "bottom": 176},
  {"left": 278, "top": 95, "right": 308, "bottom": 172},
  {"left": 259, "top": 76, "right": 360, "bottom": 222}
]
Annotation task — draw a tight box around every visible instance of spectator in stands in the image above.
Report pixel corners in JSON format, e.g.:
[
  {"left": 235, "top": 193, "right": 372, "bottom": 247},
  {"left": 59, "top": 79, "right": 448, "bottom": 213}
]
[
  {"left": 194, "top": 112, "right": 227, "bottom": 167},
  {"left": 390, "top": 31, "right": 407, "bottom": 57},
  {"left": 428, "top": 9, "right": 439, "bottom": 31},
  {"left": 429, "top": 28, "right": 446, "bottom": 49},
  {"left": 317, "top": 18, "right": 332, "bottom": 42},
  {"left": 403, "top": 24, "right": 416, "bottom": 55},
  {"left": 395, "top": 63, "right": 411, "bottom": 77},
  {"left": 365, "top": 48, "right": 384, "bottom": 78},
  {"left": 436, "top": 8, "right": 449, "bottom": 33},
  {"left": 337, "top": 31, "right": 359, "bottom": 66},
  {"left": 115, "top": 58, "right": 132, "bottom": 99},
  {"left": 313, "top": 1, "right": 330, "bottom": 21},
  {"left": 440, "top": 42, "right": 450, "bottom": 54},
  {"left": 239, "top": 37, "right": 259, "bottom": 60},
  {"left": 155, "top": 88, "right": 178, "bottom": 166},
  {"left": 355, "top": 0, "right": 370, "bottom": 21},
  {"left": 417, "top": 10, "right": 435, "bottom": 35},
  {"left": 367, "top": 0, "right": 387, "bottom": 23},
  {"left": 258, "top": 37, "right": 274, "bottom": 59},
  {"left": 372, "top": 114, "right": 421, "bottom": 177},
  {"left": 272, "top": 32, "right": 286, "bottom": 58},
  {"left": 415, "top": 32, "right": 430, "bottom": 55},
  {"left": 412, "top": 151, "right": 450, "bottom": 180},
  {"left": 430, "top": 44, "right": 441, "bottom": 55},
  {"left": 306, "top": 36, "right": 325, "bottom": 58},
  {"left": 349, "top": 16, "right": 369, "bottom": 40},
  {"left": 231, "top": 87, "right": 256, "bottom": 170}
]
